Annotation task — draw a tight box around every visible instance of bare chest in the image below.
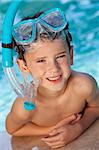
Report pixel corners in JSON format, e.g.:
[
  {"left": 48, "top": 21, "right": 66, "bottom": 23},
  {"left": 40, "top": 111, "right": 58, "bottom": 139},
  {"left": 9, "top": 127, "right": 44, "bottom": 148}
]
[{"left": 31, "top": 94, "right": 86, "bottom": 127}]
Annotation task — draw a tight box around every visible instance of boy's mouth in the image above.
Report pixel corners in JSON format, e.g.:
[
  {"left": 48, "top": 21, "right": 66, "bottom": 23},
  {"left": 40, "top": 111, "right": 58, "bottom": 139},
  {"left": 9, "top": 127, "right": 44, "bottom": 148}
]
[{"left": 47, "top": 75, "right": 62, "bottom": 83}]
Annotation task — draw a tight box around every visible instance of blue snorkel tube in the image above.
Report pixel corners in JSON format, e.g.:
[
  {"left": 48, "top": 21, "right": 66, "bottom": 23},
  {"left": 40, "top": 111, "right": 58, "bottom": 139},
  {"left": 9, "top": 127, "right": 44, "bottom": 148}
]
[
  {"left": 2, "top": 1, "right": 20, "bottom": 67},
  {"left": 2, "top": 1, "right": 36, "bottom": 111},
  {"left": 2, "top": 1, "right": 24, "bottom": 97}
]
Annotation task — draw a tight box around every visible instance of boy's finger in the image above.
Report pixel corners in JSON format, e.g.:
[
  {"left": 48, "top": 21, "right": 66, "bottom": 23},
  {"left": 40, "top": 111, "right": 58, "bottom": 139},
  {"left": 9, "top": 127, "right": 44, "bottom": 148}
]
[
  {"left": 49, "top": 127, "right": 63, "bottom": 136},
  {"left": 70, "top": 114, "right": 82, "bottom": 125},
  {"left": 45, "top": 141, "right": 62, "bottom": 148},
  {"left": 41, "top": 134, "right": 60, "bottom": 143}
]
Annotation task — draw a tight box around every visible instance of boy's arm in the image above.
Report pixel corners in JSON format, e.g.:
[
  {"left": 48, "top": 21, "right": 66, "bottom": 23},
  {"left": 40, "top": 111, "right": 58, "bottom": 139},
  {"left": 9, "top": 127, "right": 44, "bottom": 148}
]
[
  {"left": 78, "top": 76, "right": 99, "bottom": 132},
  {"left": 6, "top": 108, "right": 55, "bottom": 137},
  {"left": 12, "top": 122, "right": 53, "bottom": 136},
  {"left": 12, "top": 115, "right": 77, "bottom": 136},
  {"left": 76, "top": 106, "right": 99, "bottom": 133},
  {"left": 6, "top": 97, "right": 54, "bottom": 136},
  {"left": 6, "top": 97, "right": 31, "bottom": 134},
  {"left": 71, "top": 75, "right": 99, "bottom": 134}
]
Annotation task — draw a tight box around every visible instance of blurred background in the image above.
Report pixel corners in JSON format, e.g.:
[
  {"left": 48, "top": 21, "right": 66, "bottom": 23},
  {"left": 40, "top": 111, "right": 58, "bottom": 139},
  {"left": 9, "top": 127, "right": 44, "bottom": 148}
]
[{"left": 0, "top": 0, "right": 99, "bottom": 132}]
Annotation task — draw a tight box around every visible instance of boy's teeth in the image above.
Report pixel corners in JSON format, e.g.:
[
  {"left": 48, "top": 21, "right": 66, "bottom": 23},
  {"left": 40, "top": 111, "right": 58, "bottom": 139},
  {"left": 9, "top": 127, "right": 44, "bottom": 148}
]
[{"left": 48, "top": 76, "right": 60, "bottom": 80}]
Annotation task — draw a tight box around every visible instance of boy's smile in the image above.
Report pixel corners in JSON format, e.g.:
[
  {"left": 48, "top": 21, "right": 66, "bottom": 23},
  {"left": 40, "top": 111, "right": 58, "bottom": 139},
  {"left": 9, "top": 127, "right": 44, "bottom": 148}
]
[{"left": 47, "top": 74, "right": 62, "bottom": 83}]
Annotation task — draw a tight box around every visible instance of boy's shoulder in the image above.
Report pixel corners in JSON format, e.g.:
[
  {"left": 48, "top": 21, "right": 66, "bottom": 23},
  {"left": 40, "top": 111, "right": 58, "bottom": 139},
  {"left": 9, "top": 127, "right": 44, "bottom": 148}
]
[
  {"left": 11, "top": 97, "right": 32, "bottom": 121},
  {"left": 70, "top": 71, "right": 98, "bottom": 96},
  {"left": 12, "top": 97, "right": 25, "bottom": 111},
  {"left": 72, "top": 71, "right": 97, "bottom": 84}
]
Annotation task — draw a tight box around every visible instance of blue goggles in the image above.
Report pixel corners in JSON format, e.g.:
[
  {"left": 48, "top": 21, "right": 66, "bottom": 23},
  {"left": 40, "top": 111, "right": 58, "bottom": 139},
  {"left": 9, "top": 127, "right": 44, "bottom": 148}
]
[{"left": 12, "top": 8, "right": 67, "bottom": 45}]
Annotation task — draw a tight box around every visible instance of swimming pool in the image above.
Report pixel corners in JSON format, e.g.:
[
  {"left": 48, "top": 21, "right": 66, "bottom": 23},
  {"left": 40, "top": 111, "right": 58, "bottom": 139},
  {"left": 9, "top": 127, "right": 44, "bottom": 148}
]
[{"left": 0, "top": 0, "right": 99, "bottom": 132}]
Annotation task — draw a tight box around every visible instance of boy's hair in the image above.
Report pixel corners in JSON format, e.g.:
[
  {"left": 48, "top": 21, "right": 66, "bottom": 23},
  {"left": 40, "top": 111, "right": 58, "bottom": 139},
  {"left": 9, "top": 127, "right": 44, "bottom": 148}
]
[{"left": 13, "top": 11, "right": 72, "bottom": 62}]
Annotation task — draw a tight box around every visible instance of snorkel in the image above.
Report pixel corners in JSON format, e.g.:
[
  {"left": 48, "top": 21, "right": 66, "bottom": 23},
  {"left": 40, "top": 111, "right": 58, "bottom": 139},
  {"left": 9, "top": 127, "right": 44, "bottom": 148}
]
[{"left": 2, "top": 1, "right": 36, "bottom": 111}]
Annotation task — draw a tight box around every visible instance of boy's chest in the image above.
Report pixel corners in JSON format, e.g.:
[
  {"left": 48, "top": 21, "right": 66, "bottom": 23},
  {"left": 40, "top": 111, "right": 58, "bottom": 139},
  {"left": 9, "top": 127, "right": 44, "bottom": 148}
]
[{"left": 31, "top": 93, "right": 86, "bottom": 127}]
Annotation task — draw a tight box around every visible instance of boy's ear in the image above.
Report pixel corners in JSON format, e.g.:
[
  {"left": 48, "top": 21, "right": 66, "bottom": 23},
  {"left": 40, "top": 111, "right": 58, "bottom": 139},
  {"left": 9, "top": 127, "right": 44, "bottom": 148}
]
[
  {"left": 70, "top": 46, "right": 73, "bottom": 65},
  {"left": 17, "top": 59, "right": 29, "bottom": 73}
]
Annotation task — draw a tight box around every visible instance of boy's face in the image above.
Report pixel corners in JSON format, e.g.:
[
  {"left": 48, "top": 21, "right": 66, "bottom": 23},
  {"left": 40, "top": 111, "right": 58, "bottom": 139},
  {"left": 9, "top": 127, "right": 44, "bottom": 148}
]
[{"left": 19, "top": 39, "right": 73, "bottom": 91}]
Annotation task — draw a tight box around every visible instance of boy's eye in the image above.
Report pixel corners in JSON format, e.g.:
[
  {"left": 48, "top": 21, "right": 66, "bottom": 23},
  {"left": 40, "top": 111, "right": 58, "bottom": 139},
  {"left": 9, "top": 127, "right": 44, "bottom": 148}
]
[
  {"left": 36, "top": 59, "right": 46, "bottom": 63},
  {"left": 56, "top": 54, "right": 66, "bottom": 59}
]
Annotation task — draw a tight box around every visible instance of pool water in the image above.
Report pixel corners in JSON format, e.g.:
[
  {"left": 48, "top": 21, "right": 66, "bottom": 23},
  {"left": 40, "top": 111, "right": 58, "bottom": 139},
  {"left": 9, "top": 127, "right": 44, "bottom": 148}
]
[{"left": 0, "top": 0, "right": 99, "bottom": 132}]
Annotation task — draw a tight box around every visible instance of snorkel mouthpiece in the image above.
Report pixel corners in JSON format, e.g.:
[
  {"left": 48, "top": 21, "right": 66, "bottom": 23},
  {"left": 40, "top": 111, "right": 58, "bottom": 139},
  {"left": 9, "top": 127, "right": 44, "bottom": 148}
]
[{"left": 24, "top": 101, "right": 36, "bottom": 111}]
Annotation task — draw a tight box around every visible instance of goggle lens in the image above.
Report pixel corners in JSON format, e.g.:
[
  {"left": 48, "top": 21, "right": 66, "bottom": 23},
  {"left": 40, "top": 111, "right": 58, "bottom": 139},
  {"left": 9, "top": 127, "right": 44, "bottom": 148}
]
[
  {"left": 13, "top": 22, "right": 33, "bottom": 41},
  {"left": 42, "top": 11, "right": 65, "bottom": 28}
]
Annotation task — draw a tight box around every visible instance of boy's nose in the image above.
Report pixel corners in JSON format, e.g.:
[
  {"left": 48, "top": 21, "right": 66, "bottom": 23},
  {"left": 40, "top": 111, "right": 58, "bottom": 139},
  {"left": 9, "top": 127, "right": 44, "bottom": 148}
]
[{"left": 47, "top": 60, "right": 60, "bottom": 73}]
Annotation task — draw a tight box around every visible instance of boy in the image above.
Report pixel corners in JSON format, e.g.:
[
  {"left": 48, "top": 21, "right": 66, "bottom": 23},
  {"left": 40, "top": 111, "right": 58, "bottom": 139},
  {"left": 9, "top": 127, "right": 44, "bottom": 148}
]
[{"left": 6, "top": 8, "right": 99, "bottom": 149}]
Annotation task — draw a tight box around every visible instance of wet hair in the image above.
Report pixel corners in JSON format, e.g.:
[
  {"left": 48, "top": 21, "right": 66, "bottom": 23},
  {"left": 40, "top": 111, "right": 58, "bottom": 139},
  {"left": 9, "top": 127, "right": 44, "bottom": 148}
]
[{"left": 13, "top": 11, "right": 72, "bottom": 61}]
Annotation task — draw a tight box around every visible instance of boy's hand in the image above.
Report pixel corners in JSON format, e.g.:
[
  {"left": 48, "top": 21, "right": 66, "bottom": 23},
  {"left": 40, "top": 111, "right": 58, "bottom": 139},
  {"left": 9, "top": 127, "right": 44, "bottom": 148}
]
[
  {"left": 42, "top": 123, "right": 81, "bottom": 149},
  {"left": 41, "top": 114, "right": 82, "bottom": 149}
]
